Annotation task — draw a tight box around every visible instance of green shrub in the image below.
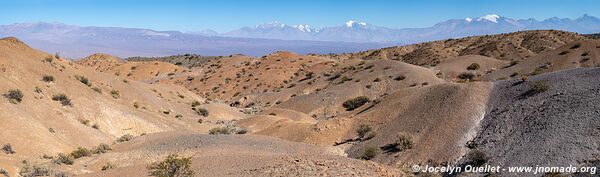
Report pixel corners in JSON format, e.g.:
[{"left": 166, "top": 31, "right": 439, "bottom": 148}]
[
  {"left": 70, "top": 147, "right": 91, "bottom": 159},
  {"left": 147, "top": 154, "right": 194, "bottom": 177},
  {"left": 52, "top": 94, "right": 72, "bottom": 106},
  {"left": 342, "top": 96, "right": 370, "bottom": 111},
  {"left": 42, "top": 75, "right": 55, "bottom": 82},
  {"left": 117, "top": 134, "right": 134, "bottom": 142},
  {"left": 4, "top": 89, "right": 23, "bottom": 104},
  {"left": 361, "top": 147, "right": 378, "bottom": 160},
  {"left": 466, "top": 63, "right": 481, "bottom": 70},
  {"left": 54, "top": 153, "right": 74, "bottom": 165},
  {"left": 195, "top": 108, "right": 209, "bottom": 117}
]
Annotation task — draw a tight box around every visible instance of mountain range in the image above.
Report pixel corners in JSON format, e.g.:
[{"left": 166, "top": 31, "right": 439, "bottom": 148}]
[
  {"left": 216, "top": 14, "right": 600, "bottom": 43},
  {"left": 1, "top": 14, "right": 599, "bottom": 58}
]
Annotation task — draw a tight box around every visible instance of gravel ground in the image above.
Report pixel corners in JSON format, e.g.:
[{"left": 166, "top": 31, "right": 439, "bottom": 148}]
[{"left": 465, "top": 68, "right": 600, "bottom": 177}]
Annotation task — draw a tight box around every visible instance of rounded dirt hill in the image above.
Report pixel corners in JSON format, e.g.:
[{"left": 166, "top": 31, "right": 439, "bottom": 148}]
[{"left": 69, "top": 132, "right": 402, "bottom": 177}]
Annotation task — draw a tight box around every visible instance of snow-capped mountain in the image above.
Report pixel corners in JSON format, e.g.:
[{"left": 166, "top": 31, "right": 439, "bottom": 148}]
[
  {"left": 215, "top": 14, "right": 600, "bottom": 43},
  {"left": 0, "top": 22, "right": 388, "bottom": 58}
]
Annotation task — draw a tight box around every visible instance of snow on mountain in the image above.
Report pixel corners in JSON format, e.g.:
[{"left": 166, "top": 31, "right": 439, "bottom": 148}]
[
  {"left": 477, "top": 14, "right": 500, "bottom": 23},
  {"left": 217, "top": 14, "right": 600, "bottom": 43}
]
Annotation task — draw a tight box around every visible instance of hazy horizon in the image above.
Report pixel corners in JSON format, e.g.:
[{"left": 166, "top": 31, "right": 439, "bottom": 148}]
[{"left": 2, "top": 0, "right": 600, "bottom": 32}]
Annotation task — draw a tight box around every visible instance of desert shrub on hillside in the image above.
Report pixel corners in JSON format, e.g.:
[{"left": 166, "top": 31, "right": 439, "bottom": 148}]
[
  {"left": 92, "top": 143, "right": 111, "bottom": 154},
  {"left": 343, "top": 96, "right": 370, "bottom": 111},
  {"left": 2, "top": 144, "right": 15, "bottom": 154},
  {"left": 75, "top": 75, "right": 91, "bottom": 87},
  {"left": 54, "top": 153, "right": 74, "bottom": 165},
  {"left": 394, "top": 75, "right": 406, "bottom": 81},
  {"left": 193, "top": 108, "right": 209, "bottom": 117},
  {"left": 52, "top": 94, "right": 72, "bottom": 106},
  {"left": 147, "top": 154, "right": 194, "bottom": 177},
  {"left": 570, "top": 43, "right": 582, "bottom": 49},
  {"left": 117, "top": 134, "right": 134, "bottom": 142},
  {"left": 466, "top": 63, "right": 481, "bottom": 70},
  {"left": 356, "top": 124, "right": 375, "bottom": 140},
  {"left": 0, "top": 168, "right": 8, "bottom": 177},
  {"left": 209, "top": 127, "right": 233, "bottom": 135},
  {"left": 191, "top": 101, "right": 201, "bottom": 107},
  {"left": 558, "top": 50, "right": 570, "bottom": 55},
  {"left": 110, "top": 90, "right": 120, "bottom": 99},
  {"left": 19, "top": 164, "right": 50, "bottom": 177},
  {"left": 531, "top": 81, "right": 550, "bottom": 93},
  {"left": 102, "top": 162, "right": 116, "bottom": 171},
  {"left": 4, "top": 89, "right": 23, "bottom": 104},
  {"left": 70, "top": 147, "right": 91, "bottom": 159},
  {"left": 465, "top": 149, "right": 488, "bottom": 167},
  {"left": 326, "top": 72, "right": 341, "bottom": 81},
  {"left": 361, "top": 147, "right": 378, "bottom": 160},
  {"left": 394, "top": 133, "right": 414, "bottom": 151},
  {"left": 458, "top": 72, "right": 476, "bottom": 81},
  {"left": 42, "top": 75, "right": 55, "bottom": 82},
  {"left": 92, "top": 87, "right": 102, "bottom": 93},
  {"left": 373, "top": 78, "right": 381, "bottom": 82}
]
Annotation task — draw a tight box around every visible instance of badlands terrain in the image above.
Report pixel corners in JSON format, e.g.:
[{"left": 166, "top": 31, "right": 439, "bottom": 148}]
[{"left": 1, "top": 29, "right": 600, "bottom": 176}]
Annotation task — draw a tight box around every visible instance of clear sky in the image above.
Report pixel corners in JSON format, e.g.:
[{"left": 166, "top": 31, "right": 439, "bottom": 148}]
[{"left": 1, "top": 0, "right": 599, "bottom": 32}]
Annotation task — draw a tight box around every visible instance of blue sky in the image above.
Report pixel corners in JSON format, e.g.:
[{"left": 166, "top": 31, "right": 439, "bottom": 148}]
[{"left": 1, "top": 0, "right": 599, "bottom": 32}]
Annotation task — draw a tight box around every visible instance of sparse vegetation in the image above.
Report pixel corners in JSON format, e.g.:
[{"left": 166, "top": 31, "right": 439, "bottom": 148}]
[
  {"left": 117, "top": 134, "right": 134, "bottom": 142},
  {"left": 0, "top": 168, "right": 8, "bottom": 177},
  {"left": 110, "top": 90, "right": 120, "bottom": 99},
  {"left": 458, "top": 72, "right": 476, "bottom": 81},
  {"left": 465, "top": 149, "right": 488, "bottom": 167},
  {"left": 52, "top": 94, "right": 72, "bottom": 106},
  {"left": 342, "top": 96, "right": 370, "bottom": 111},
  {"left": 4, "top": 89, "right": 23, "bottom": 104},
  {"left": 42, "top": 75, "right": 55, "bottom": 82},
  {"left": 361, "top": 147, "right": 378, "bottom": 160},
  {"left": 102, "top": 162, "right": 116, "bottom": 171},
  {"left": 75, "top": 75, "right": 91, "bottom": 87},
  {"left": 530, "top": 81, "right": 550, "bottom": 93},
  {"left": 92, "top": 87, "right": 102, "bottom": 93},
  {"left": 394, "top": 75, "right": 406, "bottom": 81},
  {"left": 2, "top": 144, "right": 15, "bottom": 154},
  {"left": 209, "top": 127, "right": 233, "bottom": 135},
  {"left": 195, "top": 108, "right": 209, "bottom": 117},
  {"left": 19, "top": 164, "right": 50, "bottom": 177},
  {"left": 147, "top": 154, "right": 195, "bottom": 177},
  {"left": 570, "top": 43, "right": 582, "bottom": 49},
  {"left": 356, "top": 124, "right": 375, "bottom": 140},
  {"left": 466, "top": 63, "right": 481, "bottom": 70},
  {"left": 92, "top": 143, "right": 111, "bottom": 154},
  {"left": 394, "top": 133, "right": 413, "bottom": 151},
  {"left": 70, "top": 147, "right": 92, "bottom": 159},
  {"left": 558, "top": 50, "right": 570, "bottom": 55},
  {"left": 54, "top": 153, "right": 74, "bottom": 165}
]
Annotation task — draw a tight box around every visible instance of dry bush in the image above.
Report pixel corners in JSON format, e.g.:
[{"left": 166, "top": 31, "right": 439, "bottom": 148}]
[
  {"left": 147, "top": 154, "right": 194, "bottom": 177},
  {"left": 343, "top": 96, "right": 370, "bottom": 111}
]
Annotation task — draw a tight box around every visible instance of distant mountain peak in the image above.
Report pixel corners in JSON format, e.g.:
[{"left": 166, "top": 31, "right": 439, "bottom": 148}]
[
  {"left": 477, "top": 14, "right": 501, "bottom": 23},
  {"left": 345, "top": 20, "right": 367, "bottom": 28},
  {"left": 292, "top": 24, "right": 316, "bottom": 32}
]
